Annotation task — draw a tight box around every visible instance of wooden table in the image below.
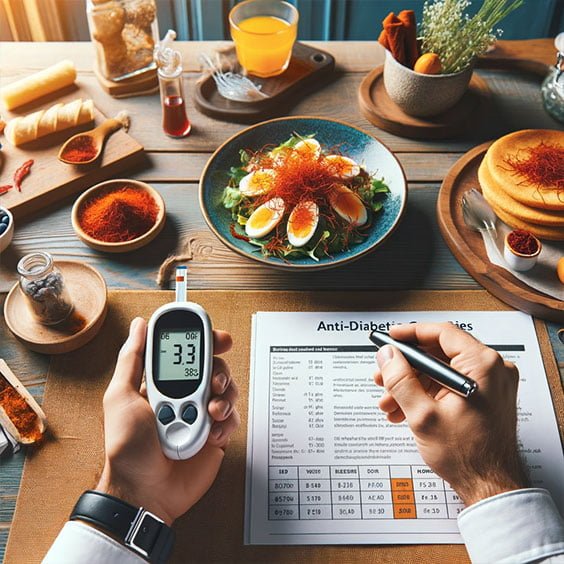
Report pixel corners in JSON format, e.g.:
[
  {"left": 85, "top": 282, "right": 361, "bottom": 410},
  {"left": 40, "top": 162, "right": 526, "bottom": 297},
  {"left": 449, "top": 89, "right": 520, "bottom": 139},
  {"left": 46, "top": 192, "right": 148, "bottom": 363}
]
[{"left": 0, "top": 39, "right": 562, "bottom": 560}]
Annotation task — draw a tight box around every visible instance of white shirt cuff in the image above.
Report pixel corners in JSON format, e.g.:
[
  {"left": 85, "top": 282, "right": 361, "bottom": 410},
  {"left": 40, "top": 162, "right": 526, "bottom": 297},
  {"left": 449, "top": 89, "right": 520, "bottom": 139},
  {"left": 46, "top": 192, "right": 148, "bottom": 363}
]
[
  {"left": 458, "top": 488, "right": 564, "bottom": 563},
  {"left": 42, "top": 521, "right": 146, "bottom": 564}
]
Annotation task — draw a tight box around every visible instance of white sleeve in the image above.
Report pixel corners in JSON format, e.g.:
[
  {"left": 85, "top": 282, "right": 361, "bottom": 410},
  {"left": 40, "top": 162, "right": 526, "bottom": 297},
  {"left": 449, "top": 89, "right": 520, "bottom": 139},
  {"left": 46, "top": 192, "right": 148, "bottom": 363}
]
[
  {"left": 42, "top": 521, "right": 146, "bottom": 564},
  {"left": 458, "top": 488, "right": 564, "bottom": 563}
]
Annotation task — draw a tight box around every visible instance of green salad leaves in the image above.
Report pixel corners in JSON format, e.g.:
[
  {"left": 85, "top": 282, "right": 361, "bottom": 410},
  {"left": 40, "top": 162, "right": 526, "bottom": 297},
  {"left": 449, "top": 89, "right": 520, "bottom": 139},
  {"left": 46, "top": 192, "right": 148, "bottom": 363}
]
[{"left": 221, "top": 134, "right": 391, "bottom": 261}]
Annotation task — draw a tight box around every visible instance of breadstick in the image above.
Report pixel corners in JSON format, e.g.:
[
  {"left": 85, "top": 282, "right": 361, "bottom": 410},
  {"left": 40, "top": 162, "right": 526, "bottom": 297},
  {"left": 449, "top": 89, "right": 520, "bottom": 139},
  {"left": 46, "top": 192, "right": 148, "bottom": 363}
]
[
  {"left": 0, "top": 60, "right": 77, "bottom": 111},
  {"left": 5, "top": 99, "right": 94, "bottom": 147}
]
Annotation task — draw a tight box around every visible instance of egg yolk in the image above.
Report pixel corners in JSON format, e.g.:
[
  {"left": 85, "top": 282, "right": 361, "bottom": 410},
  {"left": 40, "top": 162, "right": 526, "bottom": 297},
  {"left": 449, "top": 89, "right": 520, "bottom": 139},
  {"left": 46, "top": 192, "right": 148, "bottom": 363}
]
[
  {"left": 333, "top": 190, "right": 363, "bottom": 221},
  {"left": 289, "top": 205, "right": 316, "bottom": 238},
  {"left": 251, "top": 171, "right": 273, "bottom": 188},
  {"left": 248, "top": 206, "right": 276, "bottom": 228},
  {"left": 326, "top": 156, "right": 358, "bottom": 178},
  {"left": 295, "top": 140, "right": 320, "bottom": 158}
]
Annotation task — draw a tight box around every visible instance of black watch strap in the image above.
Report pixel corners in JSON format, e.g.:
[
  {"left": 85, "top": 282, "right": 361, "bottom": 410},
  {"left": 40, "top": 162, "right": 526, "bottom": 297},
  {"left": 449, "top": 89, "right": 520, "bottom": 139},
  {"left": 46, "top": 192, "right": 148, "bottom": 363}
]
[{"left": 70, "top": 490, "right": 174, "bottom": 563}]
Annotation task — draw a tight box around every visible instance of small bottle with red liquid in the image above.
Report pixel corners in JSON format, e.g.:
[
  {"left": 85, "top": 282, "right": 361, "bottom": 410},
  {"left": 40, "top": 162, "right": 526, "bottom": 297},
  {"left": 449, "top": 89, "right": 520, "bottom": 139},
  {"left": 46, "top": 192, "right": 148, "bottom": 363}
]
[{"left": 155, "top": 30, "right": 191, "bottom": 138}]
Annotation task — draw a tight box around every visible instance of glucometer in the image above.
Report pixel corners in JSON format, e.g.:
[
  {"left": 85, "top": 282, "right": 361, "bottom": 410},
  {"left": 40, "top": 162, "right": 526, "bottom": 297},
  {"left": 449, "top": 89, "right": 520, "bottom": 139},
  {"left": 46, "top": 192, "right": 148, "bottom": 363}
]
[{"left": 146, "top": 266, "right": 213, "bottom": 460}]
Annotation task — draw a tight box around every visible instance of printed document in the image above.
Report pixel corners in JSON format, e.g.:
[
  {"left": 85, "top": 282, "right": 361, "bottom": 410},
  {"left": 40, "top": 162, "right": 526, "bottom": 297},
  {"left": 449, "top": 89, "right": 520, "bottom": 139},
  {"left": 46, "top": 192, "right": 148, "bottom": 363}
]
[{"left": 245, "top": 311, "right": 564, "bottom": 545}]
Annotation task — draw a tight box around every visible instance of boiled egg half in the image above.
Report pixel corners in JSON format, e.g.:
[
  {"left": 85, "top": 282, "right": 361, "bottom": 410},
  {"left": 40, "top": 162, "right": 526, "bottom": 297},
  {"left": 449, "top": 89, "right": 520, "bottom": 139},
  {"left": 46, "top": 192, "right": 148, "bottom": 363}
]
[
  {"left": 287, "top": 201, "right": 319, "bottom": 247},
  {"left": 330, "top": 184, "right": 367, "bottom": 226},
  {"left": 294, "top": 138, "right": 321, "bottom": 159},
  {"left": 239, "top": 169, "right": 276, "bottom": 197},
  {"left": 325, "top": 155, "right": 361, "bottom": 179},
  {"left": 245, "top": 197, "right": 285, "bottom": 239}
]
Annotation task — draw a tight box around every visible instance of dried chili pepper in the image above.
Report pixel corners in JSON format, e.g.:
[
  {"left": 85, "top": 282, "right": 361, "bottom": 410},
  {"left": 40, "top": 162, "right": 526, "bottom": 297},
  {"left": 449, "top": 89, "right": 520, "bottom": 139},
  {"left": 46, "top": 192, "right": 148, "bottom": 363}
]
[
  {"left": 13, "top": 159, "right": 34, "bottom": 192},
  {"left": 229, "top": 223, "right": 250, "bottom": 242},
  {"left": 0, "top": 184, "right": 13, "bottom": 196}
]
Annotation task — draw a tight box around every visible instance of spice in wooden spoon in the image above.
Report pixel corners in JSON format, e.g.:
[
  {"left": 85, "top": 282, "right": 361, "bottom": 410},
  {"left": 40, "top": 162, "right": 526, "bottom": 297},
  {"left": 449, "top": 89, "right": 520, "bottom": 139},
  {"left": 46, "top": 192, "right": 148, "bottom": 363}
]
[{"left": 58, "top": 110, "right": 130, "bottom": 165}]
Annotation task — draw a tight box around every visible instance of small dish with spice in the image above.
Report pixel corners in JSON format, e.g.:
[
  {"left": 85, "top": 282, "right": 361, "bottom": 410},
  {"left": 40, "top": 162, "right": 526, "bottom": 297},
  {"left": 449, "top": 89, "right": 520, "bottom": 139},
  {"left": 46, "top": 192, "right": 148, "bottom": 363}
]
[
  {"left": 504, "top": 229, "right": 542, "bottom": 272},
  {"left": 71, "top": 179, "right": 165, "bottom": 253}
]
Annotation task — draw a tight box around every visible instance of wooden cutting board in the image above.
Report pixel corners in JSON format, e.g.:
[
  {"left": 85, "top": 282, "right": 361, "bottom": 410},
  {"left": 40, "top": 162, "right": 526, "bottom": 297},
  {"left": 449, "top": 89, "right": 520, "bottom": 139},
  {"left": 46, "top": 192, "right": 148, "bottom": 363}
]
[{"left": 0, "top": 92, "right": 144, "bottom": 220}]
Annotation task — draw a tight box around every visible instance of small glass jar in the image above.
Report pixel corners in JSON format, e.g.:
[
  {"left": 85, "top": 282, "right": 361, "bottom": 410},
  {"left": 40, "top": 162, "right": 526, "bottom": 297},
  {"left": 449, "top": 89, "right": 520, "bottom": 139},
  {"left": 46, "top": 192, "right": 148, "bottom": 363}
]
[
  {"left": 541, "top": 33, "right": 564, "bottom": 124},
  {"left": 86, "top": 0, "right": 159, "bottom": 81},
  {"left": 155, "top": 30, "right": 191, "bottom": 138},
  {"left": 17, "top": 252, "right": 74, "bottom": 326}
]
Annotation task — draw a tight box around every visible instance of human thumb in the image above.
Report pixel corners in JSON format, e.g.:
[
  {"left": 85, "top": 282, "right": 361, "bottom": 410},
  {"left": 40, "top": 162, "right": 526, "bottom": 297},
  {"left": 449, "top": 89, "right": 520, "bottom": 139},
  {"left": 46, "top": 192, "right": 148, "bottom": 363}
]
[{"left": 377, "top": 345, "right": 433, "bottom": 418}]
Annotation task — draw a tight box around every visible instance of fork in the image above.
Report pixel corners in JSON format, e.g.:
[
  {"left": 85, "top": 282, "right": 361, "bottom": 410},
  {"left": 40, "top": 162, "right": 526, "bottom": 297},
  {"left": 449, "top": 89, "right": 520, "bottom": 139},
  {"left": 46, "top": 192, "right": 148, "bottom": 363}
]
[
  {"left": 461, "top": 188, "right": 503, "bottom": 259},
  {"left": 199, "top": 53, "right": 269, "bottom": 102}
]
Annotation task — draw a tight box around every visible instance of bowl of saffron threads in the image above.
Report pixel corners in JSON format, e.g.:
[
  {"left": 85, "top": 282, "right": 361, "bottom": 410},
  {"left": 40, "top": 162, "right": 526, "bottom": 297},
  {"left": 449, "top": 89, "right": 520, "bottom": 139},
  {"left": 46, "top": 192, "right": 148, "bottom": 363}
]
[{"left": 71, "top": 179, "right": 166, "bottom": 253}]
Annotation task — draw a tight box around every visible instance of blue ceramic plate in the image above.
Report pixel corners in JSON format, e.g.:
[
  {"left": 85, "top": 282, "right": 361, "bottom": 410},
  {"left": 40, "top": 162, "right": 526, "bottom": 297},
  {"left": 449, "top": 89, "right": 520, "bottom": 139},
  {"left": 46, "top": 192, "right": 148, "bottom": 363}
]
[{"left": 199, "top": 117, "right": 407, "bottom": 270}]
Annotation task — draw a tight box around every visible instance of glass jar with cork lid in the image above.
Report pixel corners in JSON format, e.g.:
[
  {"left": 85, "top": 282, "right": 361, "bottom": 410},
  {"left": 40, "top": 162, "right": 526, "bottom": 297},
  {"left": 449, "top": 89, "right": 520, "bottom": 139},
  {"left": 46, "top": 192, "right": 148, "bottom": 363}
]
[{"left": 86, "top": 0, "right": 159, "bottom": 81}]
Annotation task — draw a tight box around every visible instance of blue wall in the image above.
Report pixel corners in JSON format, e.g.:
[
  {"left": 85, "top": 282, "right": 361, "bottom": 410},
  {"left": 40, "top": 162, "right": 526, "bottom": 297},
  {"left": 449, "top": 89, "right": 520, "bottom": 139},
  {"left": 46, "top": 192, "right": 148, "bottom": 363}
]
[{"left": 173, "top": 0, "right": 563, "bottom": 41}]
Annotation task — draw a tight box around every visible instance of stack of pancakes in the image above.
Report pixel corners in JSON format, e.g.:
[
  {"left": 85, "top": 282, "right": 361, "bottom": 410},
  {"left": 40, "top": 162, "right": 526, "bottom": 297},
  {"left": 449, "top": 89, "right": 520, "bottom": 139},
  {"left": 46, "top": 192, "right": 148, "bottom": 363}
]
[{"left": 478, "top": 129, "right": 564, "bottom": 241}]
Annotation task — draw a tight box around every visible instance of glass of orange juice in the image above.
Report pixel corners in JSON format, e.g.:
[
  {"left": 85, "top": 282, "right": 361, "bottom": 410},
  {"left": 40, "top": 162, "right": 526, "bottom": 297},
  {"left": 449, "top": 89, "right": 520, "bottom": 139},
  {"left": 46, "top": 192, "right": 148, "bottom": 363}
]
[{"left": 229, "top": 0, "right": 299, "bottom": 78}]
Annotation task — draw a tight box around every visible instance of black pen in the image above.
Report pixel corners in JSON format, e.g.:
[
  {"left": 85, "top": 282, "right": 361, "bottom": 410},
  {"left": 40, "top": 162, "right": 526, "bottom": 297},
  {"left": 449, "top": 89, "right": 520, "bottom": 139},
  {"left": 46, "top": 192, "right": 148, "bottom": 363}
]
[{"left": 369, "top": 330, "right": 478, "bottom": 398}]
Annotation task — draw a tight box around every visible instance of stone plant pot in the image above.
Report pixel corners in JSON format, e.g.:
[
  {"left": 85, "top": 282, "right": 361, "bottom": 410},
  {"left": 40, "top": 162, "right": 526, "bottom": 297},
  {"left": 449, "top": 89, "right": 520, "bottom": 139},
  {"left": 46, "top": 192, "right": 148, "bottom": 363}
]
[{"left": 383, "top": 49, "right": 473, "bottom": 117}]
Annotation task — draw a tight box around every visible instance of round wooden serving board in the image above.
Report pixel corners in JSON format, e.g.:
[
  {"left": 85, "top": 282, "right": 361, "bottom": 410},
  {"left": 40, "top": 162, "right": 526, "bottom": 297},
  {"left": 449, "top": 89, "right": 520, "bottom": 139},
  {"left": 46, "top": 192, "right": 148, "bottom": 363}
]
[
  {"left": 437, "top": 143, "right": 563, "bottom": 322},
  {"left": 4, "top": 261, "right": 108, "bottom": 354},
  {"left": 358, "top": 66, "right": 490, "bottom": 140}
]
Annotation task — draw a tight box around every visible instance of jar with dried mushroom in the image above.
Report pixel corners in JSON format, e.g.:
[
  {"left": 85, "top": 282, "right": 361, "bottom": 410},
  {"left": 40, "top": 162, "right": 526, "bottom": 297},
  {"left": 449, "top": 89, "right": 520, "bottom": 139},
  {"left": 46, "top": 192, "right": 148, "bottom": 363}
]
[{"left": 86, "top": 0, "right": 159, "bottom": 81}]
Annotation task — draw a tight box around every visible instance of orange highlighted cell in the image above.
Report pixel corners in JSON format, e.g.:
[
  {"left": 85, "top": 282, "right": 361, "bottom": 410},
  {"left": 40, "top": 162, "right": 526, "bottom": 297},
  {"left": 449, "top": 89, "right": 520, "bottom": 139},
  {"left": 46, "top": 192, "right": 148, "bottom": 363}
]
[
  {"left": 391, "top": 478, "right": 414, "bottom": 491},
  {"left": 393, "top": 491, "right": 414, "bottom": 503},
  {"left": 394, "top": 504, "right": 417, "bottom": 519}
]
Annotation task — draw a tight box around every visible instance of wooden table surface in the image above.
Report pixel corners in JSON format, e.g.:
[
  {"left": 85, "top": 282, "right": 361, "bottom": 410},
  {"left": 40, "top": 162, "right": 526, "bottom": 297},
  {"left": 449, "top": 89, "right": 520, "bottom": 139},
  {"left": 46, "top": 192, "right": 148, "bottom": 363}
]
[{"left": 0, "top": 39, "right": 562, "bottom": 560}]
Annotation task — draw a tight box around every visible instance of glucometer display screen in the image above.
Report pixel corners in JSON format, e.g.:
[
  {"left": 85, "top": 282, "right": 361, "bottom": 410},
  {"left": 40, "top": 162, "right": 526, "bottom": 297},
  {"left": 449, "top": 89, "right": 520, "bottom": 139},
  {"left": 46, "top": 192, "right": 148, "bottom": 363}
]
[{"left": 158, "top": 329, "right": 202, "bottom": 381}]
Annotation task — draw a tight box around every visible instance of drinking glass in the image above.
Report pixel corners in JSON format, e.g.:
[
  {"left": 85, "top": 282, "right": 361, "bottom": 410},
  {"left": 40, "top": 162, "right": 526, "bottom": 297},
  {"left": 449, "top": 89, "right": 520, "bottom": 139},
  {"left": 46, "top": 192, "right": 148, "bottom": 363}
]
[{"left": 229, "top": 0, "right": 298, "bottom": 78}]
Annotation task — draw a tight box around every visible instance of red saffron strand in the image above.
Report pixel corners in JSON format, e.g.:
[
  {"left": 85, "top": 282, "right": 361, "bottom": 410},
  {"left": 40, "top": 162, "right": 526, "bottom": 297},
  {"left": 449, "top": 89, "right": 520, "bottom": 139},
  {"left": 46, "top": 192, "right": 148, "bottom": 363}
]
[
  {"left": 507, "top": 229, "right": 539, "bottom": 255},
  {"left": 503, "top": 142, "right": 564, "bottom": 191},
  {"left": 233, "top": 142, "right": 376, "bottom": 258}
]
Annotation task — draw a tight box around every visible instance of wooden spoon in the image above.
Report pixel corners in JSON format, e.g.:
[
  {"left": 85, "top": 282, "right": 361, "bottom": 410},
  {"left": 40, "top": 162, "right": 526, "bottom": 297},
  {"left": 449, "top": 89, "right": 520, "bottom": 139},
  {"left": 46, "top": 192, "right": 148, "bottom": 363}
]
[{"left": 58, "top": 111, "right": 129, "bottom": 165}]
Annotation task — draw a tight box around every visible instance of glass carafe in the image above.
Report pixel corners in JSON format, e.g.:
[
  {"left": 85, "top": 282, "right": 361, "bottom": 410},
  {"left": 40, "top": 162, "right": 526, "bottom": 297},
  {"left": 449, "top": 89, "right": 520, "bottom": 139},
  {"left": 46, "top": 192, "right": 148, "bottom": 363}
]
[{"left": 541, "top": 33, "right": 564, "bottom": 124}]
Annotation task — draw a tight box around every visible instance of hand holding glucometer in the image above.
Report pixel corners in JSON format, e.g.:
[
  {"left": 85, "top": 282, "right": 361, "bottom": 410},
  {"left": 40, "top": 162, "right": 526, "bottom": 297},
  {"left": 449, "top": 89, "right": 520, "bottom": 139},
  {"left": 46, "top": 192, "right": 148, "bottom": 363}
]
[
  {"left": 369, "top": 330, "right": 478, "bottom": 398},
  {"left": 146, "top": 267, "right": 213, "bottom": 460}
]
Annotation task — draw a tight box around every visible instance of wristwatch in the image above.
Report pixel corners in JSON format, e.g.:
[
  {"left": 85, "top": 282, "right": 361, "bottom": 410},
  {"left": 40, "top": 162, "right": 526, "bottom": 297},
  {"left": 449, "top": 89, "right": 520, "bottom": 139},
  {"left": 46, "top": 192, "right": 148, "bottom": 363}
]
[{"left": 70, "top": 490, "right": 175, "bottom": 563}]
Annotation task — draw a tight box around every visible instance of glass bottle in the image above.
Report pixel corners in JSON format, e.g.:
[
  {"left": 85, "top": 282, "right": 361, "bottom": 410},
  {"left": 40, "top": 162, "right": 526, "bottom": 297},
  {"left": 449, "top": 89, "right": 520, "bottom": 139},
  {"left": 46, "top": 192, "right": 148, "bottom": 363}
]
[
  {"left": 86, "top": 0, "right": 159, "bottom": 81},
  {"left": 155, "top": 30, "right": 191, "bottom": 138},
  {"left": 541, "top": 33, "right": 564, "bottom": 124},
  {"left": 17, "top": 252, "right": 74, "bottom": 326}
]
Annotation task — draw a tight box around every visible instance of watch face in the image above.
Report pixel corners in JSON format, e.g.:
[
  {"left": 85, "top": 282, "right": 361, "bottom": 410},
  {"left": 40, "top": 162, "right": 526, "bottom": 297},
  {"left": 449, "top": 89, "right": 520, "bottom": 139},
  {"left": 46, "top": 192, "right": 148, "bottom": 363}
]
[{"left": 152, "top": 310, "right": 205, "bottom": 398}]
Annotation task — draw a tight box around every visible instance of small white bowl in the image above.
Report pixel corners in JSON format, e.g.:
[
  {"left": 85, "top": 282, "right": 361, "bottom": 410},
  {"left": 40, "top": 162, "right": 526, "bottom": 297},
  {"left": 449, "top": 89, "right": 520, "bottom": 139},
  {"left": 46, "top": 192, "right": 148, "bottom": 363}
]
[
  {"left": 383, "top": 50, "right": 473, "bottom": 117},
  {"left": 504, "top": 231, "right": 542, "bottom": 271},
  {"left": 0, "top": 207, "right": 14, "bottom": 254}
]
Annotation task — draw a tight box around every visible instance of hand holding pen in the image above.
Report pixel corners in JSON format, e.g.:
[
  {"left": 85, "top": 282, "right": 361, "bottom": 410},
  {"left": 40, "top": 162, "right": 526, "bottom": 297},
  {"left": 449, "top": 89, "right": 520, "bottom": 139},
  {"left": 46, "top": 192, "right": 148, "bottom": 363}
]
[{"left": 372, "top": 322, "right": 529, "bottom": 507}]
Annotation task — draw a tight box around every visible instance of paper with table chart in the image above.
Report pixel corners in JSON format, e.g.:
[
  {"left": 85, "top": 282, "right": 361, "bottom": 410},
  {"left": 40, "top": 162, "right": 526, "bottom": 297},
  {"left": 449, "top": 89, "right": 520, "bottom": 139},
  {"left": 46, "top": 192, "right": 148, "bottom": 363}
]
[{"left": 244, "top": 311, "right": 564, "bottom": 545}]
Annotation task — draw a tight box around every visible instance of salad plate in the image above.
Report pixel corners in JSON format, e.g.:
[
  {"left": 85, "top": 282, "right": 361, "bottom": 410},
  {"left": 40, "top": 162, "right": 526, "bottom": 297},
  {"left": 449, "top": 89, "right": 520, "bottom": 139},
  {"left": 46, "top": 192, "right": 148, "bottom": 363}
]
[{"left": 199, "top": 116, "right": 407, "bottom": 270}]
